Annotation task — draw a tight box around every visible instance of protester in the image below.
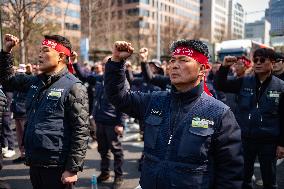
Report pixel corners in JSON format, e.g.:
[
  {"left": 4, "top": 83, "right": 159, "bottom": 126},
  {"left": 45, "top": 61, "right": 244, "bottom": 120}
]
[
  {"left": 0, "top": 34, "right": 89, "bottom": 189},
  {"left": 0, "top": 87, "right": 15, "bottom": 158},
  {"left": 72, "top": 54, "right": 125, "bottom": 188},
  {"left": 140, "top": 48, "right": 171, "bottom": 91},
  {"left": 0, "top": 88, "right": 11, "bottom": 189},
  {"left": 10, "top": 65, "right": 29, "bottom": 163},
  {"left": 215, "top": 48, "right": 284, "bottom": 189},
  {"left": 105, "top": 40, "right": 243, "bottom": 189},
  {"left": 273, "top": 52, "right": 284, "bottom": 81}
]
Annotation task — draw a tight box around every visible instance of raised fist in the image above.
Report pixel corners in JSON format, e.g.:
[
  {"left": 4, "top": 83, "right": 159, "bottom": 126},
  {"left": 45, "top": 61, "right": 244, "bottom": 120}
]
[
  {"left": 223, "top": 56, "right": 237, "bottom": 67},
  {"left": 112, "top": 41, "right": 134, "bottom": 62},
  {"left": 3, "top": 34, "right": 19, "bottom": 53},
  {"left": 139, "top": 47, "right": 148, "bottom": 62}
]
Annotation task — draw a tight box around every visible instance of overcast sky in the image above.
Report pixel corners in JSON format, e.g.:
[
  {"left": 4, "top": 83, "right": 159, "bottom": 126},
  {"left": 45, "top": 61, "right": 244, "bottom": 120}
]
[{"left": 238, "top": 0, "right": 270, "bottom": 23}]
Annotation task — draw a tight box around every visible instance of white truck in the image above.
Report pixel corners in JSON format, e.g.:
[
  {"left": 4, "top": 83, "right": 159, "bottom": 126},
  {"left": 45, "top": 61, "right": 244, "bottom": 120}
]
[{"left": 217, "top": 39, "right": 272, "bottom": 61}]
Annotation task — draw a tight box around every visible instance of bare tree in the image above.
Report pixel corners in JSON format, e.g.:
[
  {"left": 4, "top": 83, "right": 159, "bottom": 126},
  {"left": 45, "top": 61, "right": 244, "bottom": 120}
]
[{"left": 2, "top": 0, "right": 57, "bottom": 64}]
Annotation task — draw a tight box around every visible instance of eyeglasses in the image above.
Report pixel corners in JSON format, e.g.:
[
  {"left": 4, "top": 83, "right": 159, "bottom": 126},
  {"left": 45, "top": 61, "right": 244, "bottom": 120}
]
[{"left": 253, "top": 57, "right": 266, "bottom": 64}]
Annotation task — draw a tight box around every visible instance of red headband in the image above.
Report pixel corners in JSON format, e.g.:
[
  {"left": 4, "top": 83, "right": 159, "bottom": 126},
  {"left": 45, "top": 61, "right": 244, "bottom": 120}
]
[
  {"left": 42, "top": 39, "right": 71, "bottom": 56},
  {"left": 173, "top": 46, "right": 212, "bottom": 96},
  {"left": 237, "top": 56, "right": 251, "bottom": 68},
  {"left": 42, "top": 39, "right": 75, "bottom": 74},
  {"left": 173, "top": 46, "right": 209, "bottom": 68}
]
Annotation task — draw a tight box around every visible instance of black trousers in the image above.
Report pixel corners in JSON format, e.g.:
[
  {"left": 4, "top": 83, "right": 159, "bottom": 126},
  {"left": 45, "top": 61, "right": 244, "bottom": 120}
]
[
  {"left": 30, "top": 166, "right": 74, "bottom": 189},
  {"left": 96, "top": 123, "right": 124, "bottom": 177},
  {"left": 1, "top": 114, "right": 14, "bottom": 150},
  {"left": 242, "top": 140, "right": 277, "bottom": 189}
]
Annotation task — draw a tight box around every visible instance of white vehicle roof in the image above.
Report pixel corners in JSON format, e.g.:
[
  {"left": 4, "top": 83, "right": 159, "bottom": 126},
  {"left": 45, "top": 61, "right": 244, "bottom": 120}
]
[{"left": 219, "top": 40, "right": 253, "bottom": 50}]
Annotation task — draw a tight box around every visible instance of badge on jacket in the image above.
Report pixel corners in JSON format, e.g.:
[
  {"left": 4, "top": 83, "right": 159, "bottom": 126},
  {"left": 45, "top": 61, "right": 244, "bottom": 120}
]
[
  {"left": 192, "top": 117, "right": 214, "bottom": 129},
  {"left": 48, "top": 90, "right": 62, "bottom": 98}
]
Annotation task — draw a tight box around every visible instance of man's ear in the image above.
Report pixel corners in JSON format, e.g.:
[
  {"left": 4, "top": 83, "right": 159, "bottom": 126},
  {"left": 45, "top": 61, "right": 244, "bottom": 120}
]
[
  {"left": 58, "top": 52, "right": 67, "bottom": 64},
  {"left": 198, "top": 64, "right": 206, "bottom": 77}
]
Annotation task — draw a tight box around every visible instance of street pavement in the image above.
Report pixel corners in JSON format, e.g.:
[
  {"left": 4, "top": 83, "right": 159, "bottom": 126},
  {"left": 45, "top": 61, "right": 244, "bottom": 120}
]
[{"left": 1, "top": 125, "right": 284, "bottom": 189}]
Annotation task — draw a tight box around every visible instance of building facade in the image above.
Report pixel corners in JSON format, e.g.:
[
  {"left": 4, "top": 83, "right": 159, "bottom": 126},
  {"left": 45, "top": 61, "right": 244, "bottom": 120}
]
[
  {"left": 89, "top": 0, "right": 201, "bottom": 58},
  {"left": 47, "top": 0, "right": 81, "bottom": 50},
  {"left": 227, "top": 0, "right": 244, "bottom": 40},
  {"left": 200, "top": 0, "right": 229, "bottom": 43},
  {"left": 265, "top": 0, "right": 284, "bottom": 36},
  {"left": 2, "top": 0, "right": 81, "bottom": 64},
  {"left": 245, "top": 19, "right": 271, "bottom": 45}
]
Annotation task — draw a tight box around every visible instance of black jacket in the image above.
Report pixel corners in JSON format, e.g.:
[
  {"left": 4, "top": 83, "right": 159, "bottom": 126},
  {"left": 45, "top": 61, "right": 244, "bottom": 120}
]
[
  {"left": 105, "top": 60, "right": 243, "bottom": 188},
  {"left": 0, "top": 51, "right": 89, "bottom": 172},
  {"left": 73, "top": 63, "right": 124, "bottom": 126},
  {"left": 0, "top": 88, "right": 7, "bottom": 169},
  {"left": 215, "top": 65, "right": 284, "bottom": 146},
  {"left": 141, "top": 62, "right": 171, "bottom": 91}
]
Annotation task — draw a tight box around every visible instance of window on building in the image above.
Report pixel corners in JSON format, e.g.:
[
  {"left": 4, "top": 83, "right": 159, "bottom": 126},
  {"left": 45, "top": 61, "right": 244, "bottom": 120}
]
[
  {"left": 125, "top": 0, "right": 139, "bottom": 3},
  {"left": 118, "top": 10, "right": 123, "bottom": 19},
  {"left": 64, "top": 0, "right": 80, "bottom": 5},
  {"left": 45, "top": 6, "right": 53, "bottom": 15},
  {"left": 65, "top": 22, "right": 80, "bottom": 30},
  {"left": 117, "top": 0, "right": 123, "bottom": 6},
  {"left": 66, "top": 9, "right": 80, "bottom": 18},
  {"left": 127, "top": 8, "right": 139, "bottom": 16},
  {"left": 55, "top": 7, "right": 62, "bottom": 16}
]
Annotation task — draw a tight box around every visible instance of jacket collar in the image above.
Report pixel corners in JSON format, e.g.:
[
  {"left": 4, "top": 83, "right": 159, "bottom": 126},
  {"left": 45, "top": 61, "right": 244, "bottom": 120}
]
[
  {"left": 171, "top": 82, "right": 203, "bottom": 103},
  {"left": 38, "top": 67, "right": 68, "bottom": 86}
]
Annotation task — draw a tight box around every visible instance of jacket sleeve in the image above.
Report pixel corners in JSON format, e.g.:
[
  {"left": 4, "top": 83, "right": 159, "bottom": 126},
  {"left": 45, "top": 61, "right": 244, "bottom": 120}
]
[
  {"left": 65, "top": 83, "right": 90, "bottom": 172},
  {"left": 73, "top": 63, "right": 103, "bottom": 85},
  {"left": 279, "top": 93, "right": 284, "bottom": 147},
  {"left": 141, "top": 62, "right": 171, "bottom": 89},
  {"left": 0, "top": 51, "right": 34, "bottom": 92},
  {"left": 0, "top": 89, "right": 5, "bottom": 170},
  {"left": 212, "top": 109, "right": 244, "bottom": 189},
  {"left": 214, "top": 66, "right": 242, "bottom": 93},
  {"left": 104, "top": 59, "right": 152, "bottom": 120}
]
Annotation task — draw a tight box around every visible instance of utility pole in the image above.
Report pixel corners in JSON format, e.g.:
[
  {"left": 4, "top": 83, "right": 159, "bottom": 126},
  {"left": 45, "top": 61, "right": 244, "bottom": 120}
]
[
  {"left": 156, "top": 0, "right": 161, "bottom": 60},
  {"left": 0, "top": 0, "right": 3, "bottom": 51},
  {"left": 20, "top": 0, "right": 26, "bottom": 64}
]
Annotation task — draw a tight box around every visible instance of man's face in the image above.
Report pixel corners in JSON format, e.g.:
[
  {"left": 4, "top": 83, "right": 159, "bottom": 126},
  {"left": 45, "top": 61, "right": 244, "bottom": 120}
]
[
  {"left": 211, "top": 63, "right": 221, "bottom": 75},
  {"left": 94, "top": 64, "right": 103, "bottom": 74},
  {"left": 273, "top": 59, "right": 284, "bottom": 72},
  {"left": 233, "top": 61, "right": 246, "bottom": 77},
  {"left": 253, "top": 56, "right": 274, "bottom": 74},
  {"left": 38, "top": 45, "right": 61, "bottom": 73},
  {"left": 168, "top": 55, "right": 203, "bottom": 87},
  {"left": 149, "top": 63, "right": 159, "bottom": 74}
]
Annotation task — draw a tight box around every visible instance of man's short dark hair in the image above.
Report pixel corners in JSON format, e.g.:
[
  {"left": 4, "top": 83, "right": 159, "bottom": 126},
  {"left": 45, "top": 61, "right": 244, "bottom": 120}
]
[
  {"left": 253, "top": 48, "right": 276, "bottom": 61},
  {"left": 44, "top": 35, "right": 72, "bottom": 55},
  {"left": 275, "top": 52, "right": 284, "bottom": 61},
  {"left": 169, "top": 39, "right": 210, "bottom": 59}
]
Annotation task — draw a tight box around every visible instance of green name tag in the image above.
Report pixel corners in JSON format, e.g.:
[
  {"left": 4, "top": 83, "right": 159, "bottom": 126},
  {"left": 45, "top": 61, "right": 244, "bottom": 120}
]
[{"left": 48, "top": 91, "right": 62, "bottom": 98}]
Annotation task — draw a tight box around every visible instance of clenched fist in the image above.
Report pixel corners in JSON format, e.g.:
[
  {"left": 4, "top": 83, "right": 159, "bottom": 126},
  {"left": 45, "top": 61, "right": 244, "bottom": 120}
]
[
  {"left": 223, "top": 56, "right": 237, "bottom": 67},
  {"left": 3, "top": 34, "right": 19, "bottom": 53},
  {"left": 139, "top": 48, "right": 148, "bottom": 62},
  {"left": 111, "top": 41, "right": 134, "bottom": 62}
]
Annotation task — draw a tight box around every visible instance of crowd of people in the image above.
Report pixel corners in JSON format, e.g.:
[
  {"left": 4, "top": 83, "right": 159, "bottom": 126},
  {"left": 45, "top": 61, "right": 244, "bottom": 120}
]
[{"left": 0, "top": 33, "right": 283, "bottom": 189}]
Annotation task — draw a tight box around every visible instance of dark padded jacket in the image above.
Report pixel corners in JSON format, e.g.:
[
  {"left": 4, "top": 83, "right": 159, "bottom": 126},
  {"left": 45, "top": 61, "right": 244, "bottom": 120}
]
[
  {"left": 0, "top": 51, "right": 89, "bottom": 172},
  {"left": 0, "top": 89, "right": 6, "bottom": 170},
  {"left": 73, "top": 63, "right": 124, "bottom": 126},
  {"left": 105, "top": 60, "right": 243, "bottom": 189},
  {"left": 215, "top": 65, "right": 284, "bottom": 146}
]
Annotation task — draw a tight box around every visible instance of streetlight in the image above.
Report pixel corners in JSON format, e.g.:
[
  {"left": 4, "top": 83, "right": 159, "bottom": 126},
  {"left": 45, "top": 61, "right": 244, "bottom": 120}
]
[{"left": 156, "top": 0, "right": 161, "bottom": 60}]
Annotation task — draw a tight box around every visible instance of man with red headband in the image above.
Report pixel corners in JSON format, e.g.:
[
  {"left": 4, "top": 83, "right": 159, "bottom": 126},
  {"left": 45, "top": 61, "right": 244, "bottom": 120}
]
[
  {"left": 104, "top": 39, "right": 243, "bottom": 188},
  {"left": 0, "top": 34, "right": 89, "bottom": 189}
]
